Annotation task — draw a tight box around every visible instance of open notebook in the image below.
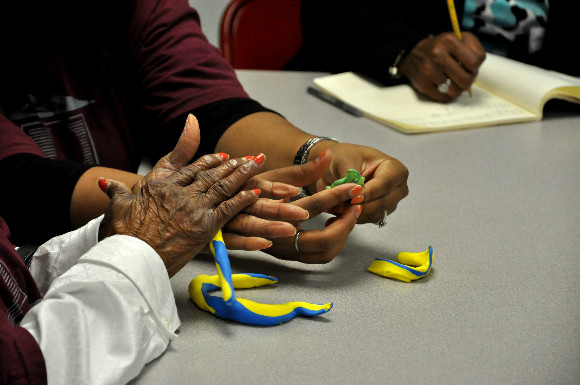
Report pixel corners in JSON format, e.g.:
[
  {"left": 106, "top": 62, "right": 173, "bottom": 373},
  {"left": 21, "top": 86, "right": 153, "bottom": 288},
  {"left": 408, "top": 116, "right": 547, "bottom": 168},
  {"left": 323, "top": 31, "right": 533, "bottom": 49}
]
[{"left": 312, "top": 53, "right": 580, "bottom": 133}]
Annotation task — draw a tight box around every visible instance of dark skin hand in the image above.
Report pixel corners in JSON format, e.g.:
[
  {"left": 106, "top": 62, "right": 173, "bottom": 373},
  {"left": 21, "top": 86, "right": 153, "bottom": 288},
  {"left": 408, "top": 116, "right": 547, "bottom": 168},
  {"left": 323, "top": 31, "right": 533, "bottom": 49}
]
[
  {"left": 99, "top": 153, "right": 269, "bottom": 277},
  {"left": 399, "top": 32, "right": 486, "bottom": 102},
  {"left": 132, "top": 114, "right": 309, "bottom": 252},
  {"left": 128, "top": 115, "right": 408, "bottom": 264},
  {"left": 243, "top": 147, "right": 408, "bottom": 263}
]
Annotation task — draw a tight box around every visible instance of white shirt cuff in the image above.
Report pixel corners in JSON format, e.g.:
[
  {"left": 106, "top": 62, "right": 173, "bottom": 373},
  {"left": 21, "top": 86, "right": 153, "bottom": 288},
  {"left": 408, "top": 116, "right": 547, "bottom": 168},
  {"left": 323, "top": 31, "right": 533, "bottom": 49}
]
[{"left": 22, "top": 228, "right": 180, "bottom": 385}]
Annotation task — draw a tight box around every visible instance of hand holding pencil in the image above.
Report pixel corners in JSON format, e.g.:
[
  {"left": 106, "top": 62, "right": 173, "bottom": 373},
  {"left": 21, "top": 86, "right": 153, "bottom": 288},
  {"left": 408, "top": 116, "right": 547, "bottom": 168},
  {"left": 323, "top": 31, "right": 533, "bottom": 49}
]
[
  {"left": 395, "top": 1, "right": 486, "bottom": 102},
  {"left": 446, "top": 0, "right": 471, "bottom": 95}
]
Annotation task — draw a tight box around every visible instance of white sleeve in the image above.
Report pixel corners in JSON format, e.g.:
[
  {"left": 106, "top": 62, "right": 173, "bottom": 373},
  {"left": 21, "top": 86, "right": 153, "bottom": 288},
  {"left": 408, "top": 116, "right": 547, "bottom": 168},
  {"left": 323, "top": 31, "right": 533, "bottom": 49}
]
[
  {"left": 20, "top": 234, "right": 181, "bottom": 385},
  {"left": 29, "top": 216, "right": 102, "bottom": 296}
]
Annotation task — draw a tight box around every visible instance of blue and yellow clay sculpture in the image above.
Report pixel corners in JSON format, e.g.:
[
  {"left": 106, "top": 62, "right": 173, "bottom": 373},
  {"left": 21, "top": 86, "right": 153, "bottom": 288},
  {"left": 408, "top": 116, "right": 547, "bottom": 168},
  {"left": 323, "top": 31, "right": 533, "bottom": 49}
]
[
  {"left": 325, "top": 169, "right": 433, "bottom": 283},
  {"left": 188, "top": 230, "right": 332, "bottom": 326},
  {"left": 368, "top": 245, "right": 433, "bottom": 282}
]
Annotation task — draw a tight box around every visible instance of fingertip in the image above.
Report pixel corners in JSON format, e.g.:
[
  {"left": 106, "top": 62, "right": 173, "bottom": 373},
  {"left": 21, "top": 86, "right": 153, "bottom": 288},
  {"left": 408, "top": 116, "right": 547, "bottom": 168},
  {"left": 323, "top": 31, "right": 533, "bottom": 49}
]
[
  {"left": 254, "top": 153, "right": 265, "bottom": 165},
  {"left": 185, "top": 113, "right": 198, "bottom": 132},
  {"left": 252, "top": 188, "right": 261, "bottom": 196},
  {"left": 216, "top": 152, "right": 229, "bottom": 160},
  {"left": 351, "top": 196, "right": 363, "bottom": 205},
  {"left": 355, "top": 205, "right": 362, "bottom": 218},
  {"left": 98, "top": 178, "right": 108, "bottom": 193},
  {"left": 316, "top": 148, "right": 332, "bottom": 163}
]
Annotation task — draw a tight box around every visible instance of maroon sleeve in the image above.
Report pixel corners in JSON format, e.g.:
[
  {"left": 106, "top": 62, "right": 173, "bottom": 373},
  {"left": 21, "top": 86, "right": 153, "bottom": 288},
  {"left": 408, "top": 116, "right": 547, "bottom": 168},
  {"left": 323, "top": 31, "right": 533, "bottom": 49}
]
[
  {"left": 0, "top": 217, "right": 47, "bottom": 385},
  {"left": 125, "top": 0, "right": 250, "bottom": 128},
  {"left": 0, "top": 113, "right": 45, "bottom": 160}
]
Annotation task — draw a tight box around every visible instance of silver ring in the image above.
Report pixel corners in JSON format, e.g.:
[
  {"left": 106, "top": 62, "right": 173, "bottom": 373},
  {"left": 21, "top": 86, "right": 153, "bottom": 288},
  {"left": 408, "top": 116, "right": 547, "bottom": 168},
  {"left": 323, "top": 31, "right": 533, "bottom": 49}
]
[
  {"left": 294, "top": 230, "right": 303, "bottom": 252},
  {"left": 375, "top": 211, "right": 387, "bottom": 228},
  {"left": 437, "top": 78, "right": 452, "bottom": 94}
]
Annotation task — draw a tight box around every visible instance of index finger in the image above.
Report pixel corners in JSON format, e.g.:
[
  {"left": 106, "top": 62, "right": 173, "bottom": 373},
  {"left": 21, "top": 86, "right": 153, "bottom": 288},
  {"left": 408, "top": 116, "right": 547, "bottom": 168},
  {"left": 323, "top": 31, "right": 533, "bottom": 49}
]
[
  {"left": 166, "top": 153, "right": 227, "bottom": 186},
  {"left": 204, "top": 155, "right": 267, "bottom": 204},
  {"left": 361, "top": 159, "right": 408, "bottom": 204},
  {"left": 294, "top": 205, "right": 360, "bottom": 263},
  {"left": 449, "top": 34, "right": 486, "bottom": 73},
  {"left": 293, "top": 183, "right": 359, "bottom": 218}
]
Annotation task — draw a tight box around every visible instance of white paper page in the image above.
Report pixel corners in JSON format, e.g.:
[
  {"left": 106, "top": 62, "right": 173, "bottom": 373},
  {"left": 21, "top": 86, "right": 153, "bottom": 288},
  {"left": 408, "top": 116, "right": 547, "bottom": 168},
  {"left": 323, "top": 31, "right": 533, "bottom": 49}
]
[
  {"left": 475, "top": 53, "right": 580, "bottom": 113},
  {"left": 313, "top": 73, "right": 536, "bottom": 131}
]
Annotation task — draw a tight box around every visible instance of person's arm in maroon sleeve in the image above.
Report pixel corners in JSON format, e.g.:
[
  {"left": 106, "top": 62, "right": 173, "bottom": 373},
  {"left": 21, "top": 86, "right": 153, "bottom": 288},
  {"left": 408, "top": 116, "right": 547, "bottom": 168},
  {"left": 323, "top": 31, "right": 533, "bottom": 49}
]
[{"left": 0, "top": 217, "right": 47, "bottom": 385}]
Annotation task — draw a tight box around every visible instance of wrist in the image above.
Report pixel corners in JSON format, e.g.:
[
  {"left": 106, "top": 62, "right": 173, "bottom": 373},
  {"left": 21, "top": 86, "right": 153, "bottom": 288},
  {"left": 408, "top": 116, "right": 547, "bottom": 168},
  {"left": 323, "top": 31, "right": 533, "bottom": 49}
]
[
  {"left": 98, "top": 214, "right": 116, "bottom": 241},
  {"left": 293, "top": 136, "right": 339, "bottom": 166},
  {"left": 293, "top": 136, "right": 339, "bottom": 197},
  {"left": 306, "top": 139, "right": 339, "bottom": 163}
]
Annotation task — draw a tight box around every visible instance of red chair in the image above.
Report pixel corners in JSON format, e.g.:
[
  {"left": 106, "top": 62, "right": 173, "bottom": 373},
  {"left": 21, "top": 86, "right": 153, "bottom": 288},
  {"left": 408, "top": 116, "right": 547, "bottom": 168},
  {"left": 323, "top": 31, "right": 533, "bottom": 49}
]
[{"left": 220, "top": 0, "right": 302, "bottom": 70}]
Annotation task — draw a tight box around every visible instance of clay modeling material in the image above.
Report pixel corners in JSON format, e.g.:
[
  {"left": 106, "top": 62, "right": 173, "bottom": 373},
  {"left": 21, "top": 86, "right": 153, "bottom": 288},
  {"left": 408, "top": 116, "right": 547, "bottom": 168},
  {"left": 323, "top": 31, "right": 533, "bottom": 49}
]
[
  {"left": 189, "top": 273, "right": 333, "bottom": 326},
  {"left": 189, "top": 230, "right": 332, "bottom": 326},
  {"left": 368, "top": 245, "right": 433, "bottom": 282},
  {"left": 326, "top": 169, "right": 365, "bottom": 189}
]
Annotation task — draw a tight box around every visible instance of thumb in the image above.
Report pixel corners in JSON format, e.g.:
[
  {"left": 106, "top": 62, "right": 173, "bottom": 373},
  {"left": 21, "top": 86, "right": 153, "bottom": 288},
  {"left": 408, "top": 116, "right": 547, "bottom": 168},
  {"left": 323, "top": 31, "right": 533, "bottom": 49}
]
[
  {"left": 98, "top": 178, "right": 132, "bottom": 200},
  {"left": 258, "top": 148, "right": 333, "bottom": 188},
  {"left": 166, "top": 113, "right": 201, "bottom": 169}
]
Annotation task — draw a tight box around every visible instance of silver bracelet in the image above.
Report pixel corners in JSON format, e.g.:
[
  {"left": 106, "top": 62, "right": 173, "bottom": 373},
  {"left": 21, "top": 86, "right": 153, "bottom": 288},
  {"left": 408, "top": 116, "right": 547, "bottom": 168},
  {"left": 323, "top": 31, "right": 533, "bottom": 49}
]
[
  {"left": 293, "top": 136, "right": 339, "bottom": 166},
  {"left": 293, "top": 136, "right": 339, "bottom": 197}
]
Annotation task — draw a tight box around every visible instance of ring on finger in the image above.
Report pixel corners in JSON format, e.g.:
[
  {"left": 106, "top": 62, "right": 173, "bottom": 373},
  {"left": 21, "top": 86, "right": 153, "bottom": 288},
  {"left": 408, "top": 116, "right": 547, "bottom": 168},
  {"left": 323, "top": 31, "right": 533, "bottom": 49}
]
[
  {"left": 294, "top": 230, "right": 303, "bottom": 253},
  {"left": 437, "top": 78, "right": 452, "bottom": 94},
  {"left": 375, "top": 211, "right": 388, "bottom": 228}
]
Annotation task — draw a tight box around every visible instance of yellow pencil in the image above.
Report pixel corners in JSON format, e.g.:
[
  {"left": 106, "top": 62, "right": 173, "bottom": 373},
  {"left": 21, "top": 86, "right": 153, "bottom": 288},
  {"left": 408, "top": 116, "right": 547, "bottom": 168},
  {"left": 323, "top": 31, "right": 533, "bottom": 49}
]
[
  {"left": 446, "top": 0, "right": 462, "bottom": 39},
  {"left": 446, "top": 0, "right": 472, "bottom": 96}
]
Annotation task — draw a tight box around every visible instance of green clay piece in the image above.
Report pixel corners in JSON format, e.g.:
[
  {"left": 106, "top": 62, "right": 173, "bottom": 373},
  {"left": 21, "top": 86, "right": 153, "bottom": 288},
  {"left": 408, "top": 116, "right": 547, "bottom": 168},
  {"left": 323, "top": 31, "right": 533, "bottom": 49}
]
[{"left": 326, "top": 169, "right": 365, "bottom": 189}]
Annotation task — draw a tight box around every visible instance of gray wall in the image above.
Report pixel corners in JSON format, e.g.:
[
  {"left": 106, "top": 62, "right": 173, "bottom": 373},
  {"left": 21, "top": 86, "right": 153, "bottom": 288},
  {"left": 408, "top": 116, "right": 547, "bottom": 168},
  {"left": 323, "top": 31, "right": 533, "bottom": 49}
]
[{"left": 189, "top": 0, "right": 230, "bottom": 48}]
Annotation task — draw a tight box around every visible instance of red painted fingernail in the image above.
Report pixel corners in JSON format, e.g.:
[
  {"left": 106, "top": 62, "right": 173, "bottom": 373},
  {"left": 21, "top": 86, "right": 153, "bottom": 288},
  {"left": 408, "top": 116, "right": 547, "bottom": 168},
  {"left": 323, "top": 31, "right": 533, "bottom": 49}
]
[
  {"left": 355, "top": 205, "right": 362, "bottom": 218},
  {"left": 217, "top": 152, "right": 229, "bottom": 160},
  {"left": 254, "top": 153, "right": 265, "bottom": 165},
  {"left": 253, "top": 189, "right": 261, "bottom": 195},
  {"left": 244, "top": 156, "right": 254, "bottom": 161},
  {"left": 351, "top": 195, "right": 363, "bottom": 204},
  {"left": 98, "top": 178, "right": 108, "bottom": 192},
  {"left": 317, "top": 149, "right": 328, "bottom": 161},
  {"left": 351, "top": 185, "right": 363, "bottom": 197}
]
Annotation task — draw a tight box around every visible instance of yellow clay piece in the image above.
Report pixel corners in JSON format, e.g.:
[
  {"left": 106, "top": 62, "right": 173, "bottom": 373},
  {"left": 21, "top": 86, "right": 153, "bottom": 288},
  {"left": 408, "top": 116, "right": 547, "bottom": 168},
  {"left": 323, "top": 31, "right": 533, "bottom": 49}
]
[{"left": 368, "top": 245, "right": 433, "bottom": 282}]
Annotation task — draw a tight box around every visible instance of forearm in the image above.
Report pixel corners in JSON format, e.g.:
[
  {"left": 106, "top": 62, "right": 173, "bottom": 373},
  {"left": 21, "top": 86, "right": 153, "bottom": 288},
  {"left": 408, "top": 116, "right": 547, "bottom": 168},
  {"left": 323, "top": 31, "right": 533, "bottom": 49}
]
[
  {"left": 215, "top": 112, "right": 335, "bottom": 172},
  {"left": 21, "top": 235, "right": 179, "bottom": 385},
  {"left": 30, "top": 216, "right": 102, "bottom": 295}
]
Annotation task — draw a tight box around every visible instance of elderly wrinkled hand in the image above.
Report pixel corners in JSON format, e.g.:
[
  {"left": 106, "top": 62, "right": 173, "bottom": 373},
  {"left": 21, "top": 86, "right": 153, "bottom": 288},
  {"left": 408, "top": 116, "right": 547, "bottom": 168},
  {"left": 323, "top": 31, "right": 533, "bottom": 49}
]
[
  {"left": 132, "top": 114, "right": 309, "bottom": 252},
  {"left": 98, "top": 154, "right": 266, "bottom": 277}
]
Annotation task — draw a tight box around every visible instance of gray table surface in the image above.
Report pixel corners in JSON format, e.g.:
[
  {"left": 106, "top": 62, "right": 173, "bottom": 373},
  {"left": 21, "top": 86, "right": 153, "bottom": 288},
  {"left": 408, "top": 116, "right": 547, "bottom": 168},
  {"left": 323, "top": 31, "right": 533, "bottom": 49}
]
[{"left": 132, "top": 71, "right": 580, "bottom": 385}]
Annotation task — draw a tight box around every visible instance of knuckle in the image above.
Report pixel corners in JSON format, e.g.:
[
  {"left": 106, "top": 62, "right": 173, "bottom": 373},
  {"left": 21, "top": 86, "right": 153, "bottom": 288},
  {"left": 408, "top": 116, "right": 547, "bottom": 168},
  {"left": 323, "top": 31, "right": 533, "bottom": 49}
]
[
  {"left": 419, "top": 61, "right": 437, "bottom": 76},
  {"left": 306, "top": 196, "right": 326, "bottom": 214},
  {"left": 198, "top": 168, "right": 221, "bottom": 184},
  {"left": 217, "top": 198, "right": 238, "bottom": 218},
  {"left": 193, "top": 154, "right": 216, "bottom": 168},
  {"left": 212, "top": 177, "right": 237, "bottom": 197},
  {"left": 439, "top": 32, "right": 456, "bottom": 45}
]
